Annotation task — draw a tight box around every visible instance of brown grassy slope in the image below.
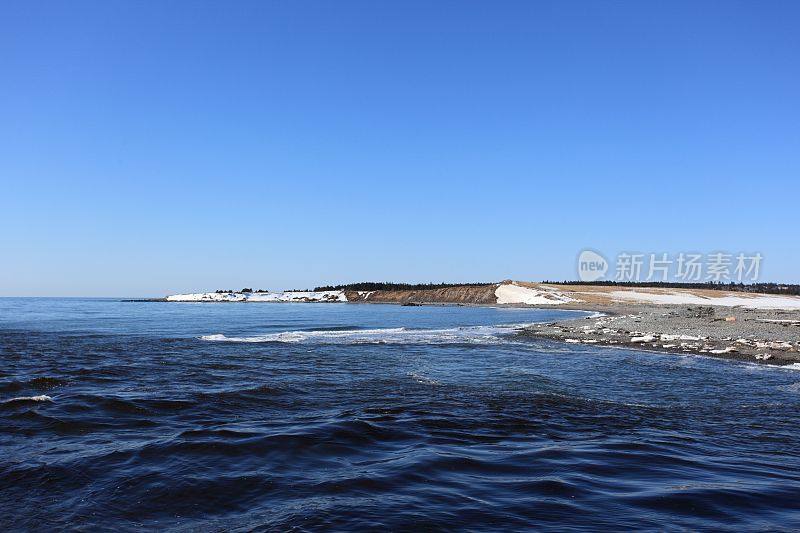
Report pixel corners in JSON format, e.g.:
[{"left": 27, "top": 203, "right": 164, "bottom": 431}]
[{"left": 346, "top": 285, "right": 500, "bottom": 304}]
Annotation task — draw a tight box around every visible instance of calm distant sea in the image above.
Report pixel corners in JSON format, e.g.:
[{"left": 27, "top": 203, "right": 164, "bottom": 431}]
[{"left": 2, "top": 299, "right": 800, "bottom": 530}]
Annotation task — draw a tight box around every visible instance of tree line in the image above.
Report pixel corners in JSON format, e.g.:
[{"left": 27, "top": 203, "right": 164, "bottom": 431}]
[{"left": 214, "top": 288, "right": 270, "bottom": 294}]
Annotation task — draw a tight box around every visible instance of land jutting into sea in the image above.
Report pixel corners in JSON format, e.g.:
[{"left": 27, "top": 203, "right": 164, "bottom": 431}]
[{"left": 153, "top": 281, "right": 800, "bottom": 366}]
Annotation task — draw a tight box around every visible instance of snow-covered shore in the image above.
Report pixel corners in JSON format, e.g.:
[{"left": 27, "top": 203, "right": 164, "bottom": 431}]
[
  {"left": 166, "top": 291, "right": 347, "bottom": 303},
  {"left": 492, "top": 283, "right": 800, "bottom": 311},
  {"left": 166, "top": 284, "right": 570, "bottom": 306},
  {"left": 163, "top": 283, "right": 800, "bottom": 311},
  {"left": 606, "top": 290, "right": 800, "bottom": 310}
]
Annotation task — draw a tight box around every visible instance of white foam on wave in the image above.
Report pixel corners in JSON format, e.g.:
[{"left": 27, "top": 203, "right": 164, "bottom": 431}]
[
  {"left": 739, "top": 361, "right": 800, "bottom": 373},
  {"left": 200, "top": 323, "right": 537, "bottom": 345},
  {"left": 2, "top": 395, "right": 53, "bottom": 404},
  {"left": 408, "top": 372, "right": 440, "bottom": 385},
  {"left": 781, "top": 381, "right": 800, "bottom": 393}
]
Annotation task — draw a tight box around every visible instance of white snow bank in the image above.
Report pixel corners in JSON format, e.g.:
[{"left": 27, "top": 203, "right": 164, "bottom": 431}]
[
  {"left": 166, "top": 292, "right": 247, "bottom": 302},
  {"left": 166, "top": 291, "right": 347, "bottom": 303},
  {"left": 495, "top": 283, "right": 576, "bottom": 305},
  {"left": 248, "top": 291, "right": 347, "bottom": 303},
  {"left": 609, "top": 290, "right": 800, "bottom": 310}
]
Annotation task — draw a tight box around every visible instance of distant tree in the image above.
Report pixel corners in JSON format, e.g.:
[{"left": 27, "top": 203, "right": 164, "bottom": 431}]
[{"left": 241, "top": 288, "right": 253, "bottom": 293}]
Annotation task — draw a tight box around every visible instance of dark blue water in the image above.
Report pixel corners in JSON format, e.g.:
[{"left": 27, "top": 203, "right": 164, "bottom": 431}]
[{"left": 2, "top": 299, "right": 800, "bottom": 531}]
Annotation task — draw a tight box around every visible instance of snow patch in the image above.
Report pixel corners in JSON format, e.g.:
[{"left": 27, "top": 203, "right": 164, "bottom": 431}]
[
  {"left": 495, "top": 283, "right": 576, "bottom": 305},
  {"left": 167, "top": 291, "right": 347, "bottom": 303},
  {"left": 608, "top": 290, "right": 800, "bottom": 310}
]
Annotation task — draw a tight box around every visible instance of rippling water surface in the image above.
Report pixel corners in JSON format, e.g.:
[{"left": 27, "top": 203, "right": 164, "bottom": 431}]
[{"left": 2, "top": 298, "right": 800, "bottom": 530}]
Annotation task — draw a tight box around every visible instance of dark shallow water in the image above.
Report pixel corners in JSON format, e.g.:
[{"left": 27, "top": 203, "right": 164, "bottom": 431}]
[{"left": 2, "top": 299, "right": 800, "bottom": 531}]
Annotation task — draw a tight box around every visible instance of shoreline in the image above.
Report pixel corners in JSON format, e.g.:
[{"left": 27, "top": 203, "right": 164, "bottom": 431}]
[
  {"left": 126, "top": 298, "right": 800, "bottom": 366},
  {"left": 518, "top": 303, "right": 800, "bottom": 366},
  {"left": 137, "top": 283, "right": 800, "bottom": 367}
]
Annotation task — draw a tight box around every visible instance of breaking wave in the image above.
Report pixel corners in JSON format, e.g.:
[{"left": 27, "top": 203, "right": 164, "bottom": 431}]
[
  {"left": 1, "top": 395, "right": 53, "bottom": 405},
  {"left": 200, "top": 324, "right": 532, "bottom": 345}
]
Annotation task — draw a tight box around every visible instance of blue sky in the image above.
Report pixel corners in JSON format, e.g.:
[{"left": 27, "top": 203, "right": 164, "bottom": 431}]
[{"left": 1, "top": 1, "right": 798, "bottom": 296}]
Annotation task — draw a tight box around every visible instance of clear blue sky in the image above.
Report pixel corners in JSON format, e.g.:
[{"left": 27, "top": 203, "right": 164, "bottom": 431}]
[{"left": 2, "top": 1, "right": 798, "bottom": 296}]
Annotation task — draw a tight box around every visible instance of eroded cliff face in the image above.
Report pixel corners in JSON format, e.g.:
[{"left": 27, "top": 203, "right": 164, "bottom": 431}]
[{"left": 345, "top": 285, "right": 500, "bottom": 305}]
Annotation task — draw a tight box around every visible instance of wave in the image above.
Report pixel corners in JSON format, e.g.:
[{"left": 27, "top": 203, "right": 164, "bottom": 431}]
[
  {"left": 1, "top": 395, "right": 53, "bottom": 404},
  {"left": 741, "top": 361, "right": 800, "bottom": 373},
  {"left": 408, "top": 372, "right": 440, "bottom": 385},
  {"left": 200, "top": 324, "right": 534, "bottom": 345}
]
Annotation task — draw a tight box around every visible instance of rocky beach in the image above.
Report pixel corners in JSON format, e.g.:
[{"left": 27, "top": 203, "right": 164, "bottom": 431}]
[{"left": 520, "top": 304, "right": 800, "bottom": 366}]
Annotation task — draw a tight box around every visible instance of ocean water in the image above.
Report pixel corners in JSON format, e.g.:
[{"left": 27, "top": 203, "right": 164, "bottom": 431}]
[{"left": 2, "top": 299, "right": 800, "bottom": 531}]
